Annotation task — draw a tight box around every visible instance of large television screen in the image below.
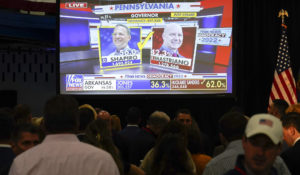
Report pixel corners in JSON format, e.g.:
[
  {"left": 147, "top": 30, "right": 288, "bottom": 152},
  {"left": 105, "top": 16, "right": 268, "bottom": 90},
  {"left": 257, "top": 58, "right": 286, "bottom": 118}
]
[{"left": 59, "top": 0, "right": 233, "bottom": 95}]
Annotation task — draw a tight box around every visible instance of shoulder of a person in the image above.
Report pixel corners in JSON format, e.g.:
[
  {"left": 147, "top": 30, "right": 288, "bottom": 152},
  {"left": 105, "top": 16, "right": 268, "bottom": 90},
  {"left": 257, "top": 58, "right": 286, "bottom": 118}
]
[
  {"left": 274, "top": 155, "right": 291, "bottom": 169},
  {"left": 207, "top": 150, "right": 238, "bottom": 166},
  {"left": 281, "top": 147, "right": 294, "bottom": 158},
  {"left": 223, "top": 169, "right": 241, "bottom": 175}
]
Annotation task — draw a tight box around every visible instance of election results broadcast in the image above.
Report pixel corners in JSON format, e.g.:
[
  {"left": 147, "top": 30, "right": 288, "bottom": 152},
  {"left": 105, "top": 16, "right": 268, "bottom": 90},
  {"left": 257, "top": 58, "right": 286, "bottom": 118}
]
[{"left": 59, "top": 0, "right": 233, "bottom": 95}]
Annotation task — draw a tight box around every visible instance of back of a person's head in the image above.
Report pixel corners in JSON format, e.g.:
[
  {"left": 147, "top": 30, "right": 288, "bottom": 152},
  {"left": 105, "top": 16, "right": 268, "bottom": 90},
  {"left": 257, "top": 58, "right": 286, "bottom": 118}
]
[
  {"left": 84, "top": 119, "right": 112, "bottom": 148},
  {"left": 13, "top": 104, "right": 32, "bottom": 124},
  {"left": 11, "top": 123, "right": 41, "bottom": 143},
  {"left": 126, "top": 106, "right": 141, "bottom": 124},
  {"left": 186, "top": 121, "right": 205, "bottom": 154},
  {"left": 228, "top": 105, "right": 245, "bottom": 115},
  {"left": 218, "top": 111, "right": 248, "bottom": 142},
  {"left": 43, "top": 95, "right": 79, "bottom": 133},
  {"left": 273, "top": 99, "right": 289, "bottom": 117},
  {"left": 84, "top": 118, "right": 124, "bottom": 174},
  {"left": 151, "top": 133, "right": 191, "bottom": 175},
  {"left": 159, "top": 120, "right": 187, "bottom": 141},
  {"left": 111, "top": 114, "right": 122, "bottom": 132},
  {"left": 0, "top": 108, "right": 14, "bottom": 141},
  {"left": 281, "top": 112, "right": 300, "bottom": 132},
  {"left": 78, "top": 107, "right": 95, "bottom": 131},
  {"left": 148, "top": 111, "right": 170, "bottom": 128}
]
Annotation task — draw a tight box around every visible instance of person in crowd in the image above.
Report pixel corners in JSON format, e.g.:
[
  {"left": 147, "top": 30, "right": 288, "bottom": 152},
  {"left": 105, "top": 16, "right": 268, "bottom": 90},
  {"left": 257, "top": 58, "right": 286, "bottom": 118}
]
[
  {"left": 268, "top": 99, "right": 289, "bottom": 119},
  {"left": 77, "top": 104, "right": 96, "bottom": 141},
  {"left": 175, "top": 108, "right": 213, "bottom": 155},
  {"left": 13, "top": 104, "right": 32, "bottom": 124},
  {"left": 0, "top": 108, "right": 15, "bottom": 175},
  {"left": 84, "top": 117, "right": 145, "bottom": 175},
  {"left": 97, "top": 109, "right": 111, "bottom": 121},
  {"left": 144, "top": 110, "right": 170, "bottom": 138},
  {"left": 83, "top": 118, "right": 124, "bottom": 175},
  {"left": 131, "top": 110, "right": 170, "bottom": 166},
  {"left": 224, "top": 113, "right": 289, "bottom": 175},
  {"left": 109, "top": 24, "right": 138, "bottom": 56},
  {"left": 9, "top": 95, "right": 120, "bottom": 175},
  {"left": 111, "top": 114, "right": 122, "bottom": 132},
  {"left": 285, "top": 103, "right": 300, "bottom": 114},
  {"left": 149, "top": 133, "right": 195, "bottom": 175},
  {"left": 115, "top": 106, "right": 143, "bottom": 164},
  {"left": 187, "top": 121, "right": 212, "bottom": 175},
  {"left": 268, "top": 100, "right": 290, "bottom": 153},
  {"left": 96, "top": 108, "right": 112, "bottom": 130},
  {"left": 203, "top": 112, "right": 290, "bottom": 175},
  {"left": 281, "top": 112, "right": 300, "bottom": 175},
  {"left": 79, "top": 104, "right": 97, "bottom": 120},
  {"left": 203, "top": 112, "right": 248, "bottom": 175},
  {"left": 159, "top": 23, "right": 185, "bottom": 58},
  {"left": 140, "top": 120, "right": 196, "bottom": 175},
  {"left": 174, "top": 108, "right": 193, "bottom": 126},
  {"left": 11, "top": 123, "right": 41, "bottom": 156}
]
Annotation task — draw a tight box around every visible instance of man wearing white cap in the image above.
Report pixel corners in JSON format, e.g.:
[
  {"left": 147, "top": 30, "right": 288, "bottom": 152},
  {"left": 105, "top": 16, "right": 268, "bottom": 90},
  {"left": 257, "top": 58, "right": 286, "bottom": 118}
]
[{"left": 224, "top": 113, "right": 290, "bottom": 175}]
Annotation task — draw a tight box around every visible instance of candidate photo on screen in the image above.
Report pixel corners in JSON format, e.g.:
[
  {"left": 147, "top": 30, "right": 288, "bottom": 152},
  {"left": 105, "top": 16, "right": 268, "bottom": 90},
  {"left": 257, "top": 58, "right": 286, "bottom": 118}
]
[
  {"left": 152, "top": 24, "right": 196, "bottom": 59},
  {"left": 99, "top": 25, "right": 141, "bottom": 57}
]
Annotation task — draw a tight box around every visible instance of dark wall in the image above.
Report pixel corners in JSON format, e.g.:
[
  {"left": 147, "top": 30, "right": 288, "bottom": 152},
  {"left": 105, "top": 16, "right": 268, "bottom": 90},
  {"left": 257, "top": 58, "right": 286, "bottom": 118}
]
[{"left": 234, "top": 0, "right": 300, "bottom": 115}]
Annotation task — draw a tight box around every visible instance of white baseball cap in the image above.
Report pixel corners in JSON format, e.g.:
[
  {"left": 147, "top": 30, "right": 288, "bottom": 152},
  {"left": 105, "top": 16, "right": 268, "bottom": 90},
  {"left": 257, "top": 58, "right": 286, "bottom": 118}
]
[{"left": 245, "top": 113, "right": 283, "bottom": 144}]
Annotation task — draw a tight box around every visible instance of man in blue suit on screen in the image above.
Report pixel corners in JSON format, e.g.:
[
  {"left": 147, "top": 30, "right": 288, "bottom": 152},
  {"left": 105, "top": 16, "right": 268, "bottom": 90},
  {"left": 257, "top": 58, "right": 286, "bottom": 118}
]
[{"left": 109, "top": 24, "right": 138, "bottom": 57}]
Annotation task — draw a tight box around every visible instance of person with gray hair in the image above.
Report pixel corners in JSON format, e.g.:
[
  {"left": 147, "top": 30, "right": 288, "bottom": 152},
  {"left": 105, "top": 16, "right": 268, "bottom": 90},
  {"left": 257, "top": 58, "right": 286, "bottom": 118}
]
[
  {"left": 129, "top": 110, "right": 170, "bottom": 166},
  {"left": 147, "top": 110, "right": 170, "bottom": 136},
  {"left": 109, "top": 24, "right": 138, "bottom": 56},
  {"left": 159, "top": 23, "right": 185, "bottom": 58}
]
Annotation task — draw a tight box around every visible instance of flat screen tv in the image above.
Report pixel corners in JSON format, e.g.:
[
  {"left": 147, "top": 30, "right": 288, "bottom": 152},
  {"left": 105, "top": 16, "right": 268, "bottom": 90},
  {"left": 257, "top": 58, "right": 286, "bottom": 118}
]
[{"left": 59, "top": 0, "right": 233, "bottom": 96}]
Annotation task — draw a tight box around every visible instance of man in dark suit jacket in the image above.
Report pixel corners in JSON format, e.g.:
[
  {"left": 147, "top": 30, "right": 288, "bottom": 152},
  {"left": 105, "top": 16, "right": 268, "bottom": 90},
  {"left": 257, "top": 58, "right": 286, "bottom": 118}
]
[
  {"left": 115, "top": 106, "right": 143, "bottom": 165},
  {"left": 281, "top": 112, "right": 300, "bottom": 175},
  {"left": 131, "top": 110, "right": 170, "bottom": 166},
  {"left": 0, "top": 108, "right": 15, "bottom": 175}
]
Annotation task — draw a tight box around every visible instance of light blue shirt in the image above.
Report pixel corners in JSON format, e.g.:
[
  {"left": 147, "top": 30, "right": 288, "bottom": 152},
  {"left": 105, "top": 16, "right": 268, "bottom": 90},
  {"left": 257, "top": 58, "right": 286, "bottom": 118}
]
[{"left": 203, "top": 139, "right": 291, "bottom": 175}]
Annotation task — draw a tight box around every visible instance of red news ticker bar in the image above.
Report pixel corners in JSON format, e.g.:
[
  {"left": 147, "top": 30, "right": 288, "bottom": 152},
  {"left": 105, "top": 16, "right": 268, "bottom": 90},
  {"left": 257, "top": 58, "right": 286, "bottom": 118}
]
[{"left": 170, "top": 79, "right": 227, "bottom": 90}]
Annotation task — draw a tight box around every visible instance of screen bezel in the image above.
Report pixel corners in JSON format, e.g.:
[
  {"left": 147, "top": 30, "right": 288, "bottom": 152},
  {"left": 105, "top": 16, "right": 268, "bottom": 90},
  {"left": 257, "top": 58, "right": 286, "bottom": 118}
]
[{"left": 57, "top": 0, "right": 236, "bottom": 98}]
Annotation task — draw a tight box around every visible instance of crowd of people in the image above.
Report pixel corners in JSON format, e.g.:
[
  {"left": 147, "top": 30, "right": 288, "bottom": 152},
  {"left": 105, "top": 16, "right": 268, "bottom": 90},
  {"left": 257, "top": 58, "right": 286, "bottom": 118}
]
[{"left": 1, "top": 95, "right": 300, "bottom": 175}]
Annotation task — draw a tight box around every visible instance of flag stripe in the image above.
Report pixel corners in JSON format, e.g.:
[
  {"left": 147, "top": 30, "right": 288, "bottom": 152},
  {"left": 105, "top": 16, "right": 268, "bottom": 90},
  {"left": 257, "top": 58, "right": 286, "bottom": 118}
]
[
  {"left": 273, "top": 72, "right": 285, "bottom": 100},
  {"left": 268, "top": 91, "right": 276, "bottom": 109},
  {"left": 286, "top": 68, "right": 297, "bottom": 94},
  {"left": 270, "top": 82, "right": 280, "bottom": 99},
  {"left": 286, "top": 69, "right": 297, "bottom": 103},
  {"left": 278, "top": 71, "right": 294, "bottom": 104},
  {"left": 269, "top": 25, "right": 297, "bottom": 107}
]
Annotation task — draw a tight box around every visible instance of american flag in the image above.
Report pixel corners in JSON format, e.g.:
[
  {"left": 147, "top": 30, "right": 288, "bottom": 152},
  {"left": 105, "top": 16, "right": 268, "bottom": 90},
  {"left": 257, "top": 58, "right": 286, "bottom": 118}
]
[
  {"left": 259, "top": 119, "right": 273, "bottom": 127},
  {"left": 268, "top": 24, "right": 297, "bottom": 107}
]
